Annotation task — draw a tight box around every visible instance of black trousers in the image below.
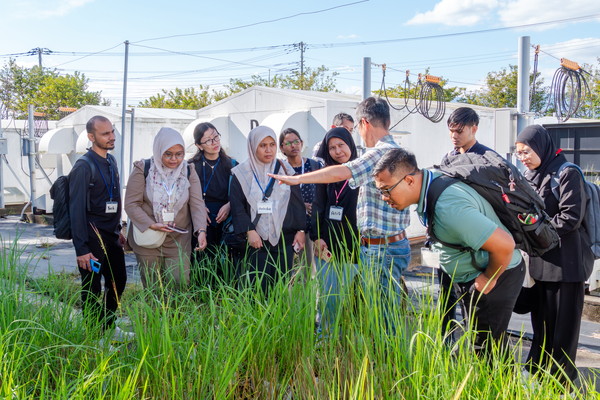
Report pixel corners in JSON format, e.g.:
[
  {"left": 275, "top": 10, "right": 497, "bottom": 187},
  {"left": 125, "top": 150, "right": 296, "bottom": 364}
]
[
  {"left": 236, "top": 235, "right": 295, "bottom": 294},
  {"left": 191, "top": 222, "right": 232, "bottom": 285},
  {"left": 453, "top": 261, "right": 525, "bottom": 352},
  {"left": 438, "top": 268, "right": 459, "bottom": 334},
  {"left": 78, "top": 231, "right": 127, "bottom": 330},
  {"left": 527, "top": 280, "right": 584, "bottom": 383}
]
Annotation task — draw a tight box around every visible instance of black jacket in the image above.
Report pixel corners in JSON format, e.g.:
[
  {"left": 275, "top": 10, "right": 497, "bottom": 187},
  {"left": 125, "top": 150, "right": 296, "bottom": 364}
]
[
  {"left": 69, "top": 150, "right": 121, "bottom": 256},
  {"left": 229, "top": 175, "right": 306, "bottom": 244},
  {"left": 529, "top": 164, "right": 594, "bottom": 282}
]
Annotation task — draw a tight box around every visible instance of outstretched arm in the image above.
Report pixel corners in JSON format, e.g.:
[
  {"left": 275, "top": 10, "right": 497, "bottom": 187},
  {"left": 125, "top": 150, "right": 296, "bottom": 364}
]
[{"left": 269, "top": 165, "right": 351, "bottom": 186}]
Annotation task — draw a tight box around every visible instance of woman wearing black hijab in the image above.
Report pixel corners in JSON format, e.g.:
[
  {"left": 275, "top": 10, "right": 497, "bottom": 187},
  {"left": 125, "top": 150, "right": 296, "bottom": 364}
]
[
  {"left": 515, "top": 125, "right": 594, "bottom": 384},
  {"left": 311, "top": 127, "right": 360, "bottom": 327}
]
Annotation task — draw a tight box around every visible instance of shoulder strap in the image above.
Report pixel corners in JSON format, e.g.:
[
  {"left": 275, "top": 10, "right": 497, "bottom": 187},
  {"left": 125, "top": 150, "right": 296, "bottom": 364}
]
[
  {"left": 143, "top": 158, "right": 151, "bottom": 178},
  {"left": 426, "top": 175, "right": 485, "bottom": 271},
  {"left": 80, "top": 153, "right": 97, "bottom": 182},
  {"left": 308, "top": 157, "right": 322, "bottom": 171},
  {"left": 551, "top": 162, "right": 583, "bottom": 200}
]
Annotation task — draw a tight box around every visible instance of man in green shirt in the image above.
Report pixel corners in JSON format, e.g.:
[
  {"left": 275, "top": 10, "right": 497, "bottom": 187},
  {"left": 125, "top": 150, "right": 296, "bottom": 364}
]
[{"left": 373, "top": 148, "right": 525, "bottom": 352}]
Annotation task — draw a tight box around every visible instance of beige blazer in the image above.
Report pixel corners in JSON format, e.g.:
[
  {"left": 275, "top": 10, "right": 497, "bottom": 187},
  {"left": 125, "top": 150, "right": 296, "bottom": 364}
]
[{"left": 124, "top": 160, "right": 207, "bottom": 257}]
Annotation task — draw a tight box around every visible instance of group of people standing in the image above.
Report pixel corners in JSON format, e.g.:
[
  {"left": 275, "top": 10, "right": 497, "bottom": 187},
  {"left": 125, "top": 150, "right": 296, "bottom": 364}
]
[{"left": 69, "top": 97, "right": 593, "bottom": 385}]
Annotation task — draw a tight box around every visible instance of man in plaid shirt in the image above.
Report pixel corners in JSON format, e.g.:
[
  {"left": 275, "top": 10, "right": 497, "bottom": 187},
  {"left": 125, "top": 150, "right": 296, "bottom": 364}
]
[{"left": 270, "top": 97, "right": 410, "bottom": 309}]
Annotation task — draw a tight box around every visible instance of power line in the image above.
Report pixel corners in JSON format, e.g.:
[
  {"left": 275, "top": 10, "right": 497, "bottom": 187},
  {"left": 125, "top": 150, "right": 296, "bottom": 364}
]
[
  {"left": 310, "top": 13, "right": 600, "bottom": 49},
  {"left": 49, "top": 42, "right": 124, "bottom": 68},
  {"left": 131, "top": 0, "right": 369, "bottom": 44}
]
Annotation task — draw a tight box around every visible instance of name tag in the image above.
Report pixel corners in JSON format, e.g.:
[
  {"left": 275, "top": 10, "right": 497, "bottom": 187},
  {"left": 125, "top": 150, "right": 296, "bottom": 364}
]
[
  {"left": 162, "top": 210, "right": 175, "bottom": 222},
  {"left": 329, "top": 206, "right": 344, "bottom": 221},
  {"left": 105, "top": 201, "right": 118, "bottom": 214},
  {"left": 257, "top": 200, "right": 273, "bottom": 214},
  {"left": 420, "top": 247, "right": 440, "bottom": 268}
]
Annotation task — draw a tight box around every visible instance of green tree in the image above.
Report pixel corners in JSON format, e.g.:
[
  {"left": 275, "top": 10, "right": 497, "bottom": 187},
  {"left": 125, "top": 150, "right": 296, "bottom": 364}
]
[
  {"left": 138, "top": 85, "right": 227, "bottom": 109},
  {"left": 458, "top": 64, "right": 547, "bottom": 114},
  {"left": 572, "top": 60, "right": 600, "bottom": 119},
  {"left": 227, "top": 65, "right": 338, "bottom": 94},
  {"left": 0, "top": 59, "right": 103, "bottom": 119}
]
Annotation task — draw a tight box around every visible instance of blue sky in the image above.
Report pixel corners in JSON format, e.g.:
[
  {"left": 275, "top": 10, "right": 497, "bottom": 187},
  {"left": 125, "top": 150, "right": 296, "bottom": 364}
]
[{"left": 1, "top": 0, "right": 599, "bottom": 106}]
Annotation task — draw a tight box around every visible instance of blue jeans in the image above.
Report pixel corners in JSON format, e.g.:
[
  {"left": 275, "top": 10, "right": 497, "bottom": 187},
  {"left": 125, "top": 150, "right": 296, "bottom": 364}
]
[
  {"left": 360, "top": 238, "right": 411, "bottom": 310},
  {"left": 315, "top": 257, "right": 360, "bottom": 328}
]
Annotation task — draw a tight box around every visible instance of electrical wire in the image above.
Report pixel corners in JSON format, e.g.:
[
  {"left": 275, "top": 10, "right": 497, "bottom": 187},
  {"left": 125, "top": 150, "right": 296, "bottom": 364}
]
[
  {"left": 132, "top": 1, "right": 369, "bottom": 44},
  {"left": 418, "top": 80, "right": 446, "bottom": 123},
  {"left": 548, "top": 65, "right": 591, "bottom": 122}
]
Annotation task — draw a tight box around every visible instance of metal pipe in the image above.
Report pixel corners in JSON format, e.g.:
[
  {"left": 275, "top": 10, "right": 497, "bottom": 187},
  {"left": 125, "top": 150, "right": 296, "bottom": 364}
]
[
  {"left": 120, "top": 40, "right": 129, "bottom": 189},
  {"left": 516, "top": 36, "right": 531, "bottom": 137},
  {"left": 27, "top": 105, "right": 37, "bottom": 214},
  {"left": 362, "top": 57, "right": 371, "bottom": 100},
  {"left": 0, "top": 119, "right": 4, "bottom": 209}
]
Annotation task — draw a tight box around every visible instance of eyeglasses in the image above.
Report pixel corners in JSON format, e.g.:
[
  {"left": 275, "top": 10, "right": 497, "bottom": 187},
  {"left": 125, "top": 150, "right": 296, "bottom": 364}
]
[
  {"left": 514, "top": 150, "right": 533, "bottom": 159},
  {"left": 378, "top": 170, "right": 417, "bottom": 197},
  {"left": 163, "top": 151, "right": 186, "bottom": 160},
  {"left": 282, "top": 139, "right": 302, "bottom": 147},
  {"left": 200, "top": 133, "right": 221, "bottom": 146}
]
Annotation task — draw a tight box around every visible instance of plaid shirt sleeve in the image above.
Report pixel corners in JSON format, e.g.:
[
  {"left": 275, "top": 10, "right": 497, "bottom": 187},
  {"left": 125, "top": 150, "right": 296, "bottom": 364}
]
[{"left": 343, "top": 136, "right": 410, "bottom": 237}]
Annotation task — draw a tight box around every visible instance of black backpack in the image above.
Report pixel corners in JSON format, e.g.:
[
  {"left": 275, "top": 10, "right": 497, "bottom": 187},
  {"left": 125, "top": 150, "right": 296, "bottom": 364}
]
[
  {"left": 49, "top": 153, "right": 96, "bottom": 240},
  {"left": 426, "top": 151, "right": 560, "bottom": 267},
  {"left": 551, "top": 162, "right": 600, "bottom": 260}
]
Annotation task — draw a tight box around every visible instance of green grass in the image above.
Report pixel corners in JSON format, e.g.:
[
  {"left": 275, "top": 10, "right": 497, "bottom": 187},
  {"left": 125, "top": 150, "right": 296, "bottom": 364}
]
[{"left": 0, "top": 238, "right": 597, "bottom": 399}]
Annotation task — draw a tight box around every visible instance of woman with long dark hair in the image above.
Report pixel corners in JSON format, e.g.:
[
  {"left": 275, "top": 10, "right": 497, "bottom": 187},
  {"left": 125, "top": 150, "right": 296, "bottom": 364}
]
[
  {"left": 189, "top": 122, "right": 237, "bottom": 284},
  {"left": 515, "top": 125, "right": 594, "bottom": 384}
]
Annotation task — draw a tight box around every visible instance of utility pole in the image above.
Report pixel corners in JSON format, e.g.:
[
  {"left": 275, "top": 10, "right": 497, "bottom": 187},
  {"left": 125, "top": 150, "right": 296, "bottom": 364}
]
[
  {"left": 30, "top": 48, "right": 51, "bottom": 68},
  {"left": 516, "top": 36, "right": 531, "bottom": 138},
  {"left": 120, "top": 40, "right": 129, "bottom": 189}
]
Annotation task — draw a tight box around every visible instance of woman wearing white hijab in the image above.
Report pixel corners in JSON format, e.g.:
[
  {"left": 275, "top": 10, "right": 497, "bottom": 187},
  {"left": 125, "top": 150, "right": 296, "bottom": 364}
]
[
  {"left": 125, "top": 127, "right": 207, "bottom": 289},
  {"left": 229, "top": 126, "right": 306, "bottom": 292}
]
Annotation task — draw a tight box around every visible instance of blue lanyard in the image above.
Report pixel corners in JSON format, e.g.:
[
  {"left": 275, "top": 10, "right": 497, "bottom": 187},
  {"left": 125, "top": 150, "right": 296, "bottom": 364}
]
[
  {"left": 201, "top": 155, "right": 221, "bottom": 197},
  {"left": 91, "top": 155, "right": 115, "bottom": 201},
  {"left": 252, "top": 172, "right": 275, "bottom": 201},
  {"left": 419, "top": 169, "right": 433, "bottom": 227}
]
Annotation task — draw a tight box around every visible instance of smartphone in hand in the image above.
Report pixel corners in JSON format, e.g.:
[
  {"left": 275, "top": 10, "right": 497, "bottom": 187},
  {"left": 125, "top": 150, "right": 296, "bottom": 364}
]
[
  {"left": 90, "top": 259, "right": 101, "bottom": 273},
  {"left": 168, "top": 225, "right": 188, "bottom": 234}
]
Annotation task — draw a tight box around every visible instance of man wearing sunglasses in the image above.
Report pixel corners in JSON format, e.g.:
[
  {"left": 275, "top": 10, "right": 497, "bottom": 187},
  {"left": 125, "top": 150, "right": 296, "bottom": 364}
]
[{"left": 374, "top": 148, "right": 524, "bottom": 354}]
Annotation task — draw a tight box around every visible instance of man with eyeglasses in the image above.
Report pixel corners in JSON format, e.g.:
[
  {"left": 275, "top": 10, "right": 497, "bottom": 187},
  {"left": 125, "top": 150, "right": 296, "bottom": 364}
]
[
  {"left": 374, "top": 148, "right": 524, "bottom": 354},
  {"left": 69, "top": 115, "right": 133, "bottom": 342},
  {"left": 271, "top": 97, "right": 410, "bottom": 315}
]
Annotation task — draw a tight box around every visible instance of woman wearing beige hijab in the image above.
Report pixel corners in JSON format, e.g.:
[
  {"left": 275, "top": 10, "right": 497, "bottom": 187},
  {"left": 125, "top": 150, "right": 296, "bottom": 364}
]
[
  {"left": 125, "top": 127, "right": 207, "bottom": 289},
  {"left": 229, "top": 126, "right": 306, "bottom": 293}
]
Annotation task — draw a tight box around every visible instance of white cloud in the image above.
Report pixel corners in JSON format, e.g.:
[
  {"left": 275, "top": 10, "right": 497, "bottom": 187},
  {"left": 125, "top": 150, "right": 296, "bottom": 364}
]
[
  {"left": 539, "top": 37, "right": 600, "bottom": 67},
  {"left": 9, "top": 0, "right": 95, "bottom": 19},
  {"left": 498, "top": 0, "right": 600, "bottom": 27},
  {"left": 337, "top": 34, "right": 358, "bottom": 39},
  {"left": 406, "top": 0, "right": 499, "bottom": 27}
]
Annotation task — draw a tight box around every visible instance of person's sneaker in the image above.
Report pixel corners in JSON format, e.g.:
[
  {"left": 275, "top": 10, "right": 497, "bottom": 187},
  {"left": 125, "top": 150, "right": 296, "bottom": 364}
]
[{"left": 112, "top": 326, "right": 135, "bottom": 343}]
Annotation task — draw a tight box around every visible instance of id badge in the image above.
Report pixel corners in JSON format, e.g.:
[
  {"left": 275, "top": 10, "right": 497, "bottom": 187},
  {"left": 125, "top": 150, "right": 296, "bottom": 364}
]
[
  {"left": 162, "top": 210, "right": 175, "bottom": 222},
  {"left": 257, "top": 200, "right": 273, "bottom": 214},
  {"left": 420, "top": 247, "right": 441, "bottom": 268},
  {"left": 328, "top": 206, "right": 344, "bottom": 221},
  {"left": 105, "top": 201, "right": 118, "bottom": 214}
]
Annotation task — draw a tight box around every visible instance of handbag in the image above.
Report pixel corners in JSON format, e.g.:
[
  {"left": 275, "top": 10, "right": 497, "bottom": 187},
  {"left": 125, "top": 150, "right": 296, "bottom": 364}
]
[
  {"left": 132, "top": 224, "right": 167, "bottom": 249},
  {"left": 222, "top": 161, "right": 281, "bottom": 249}
]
